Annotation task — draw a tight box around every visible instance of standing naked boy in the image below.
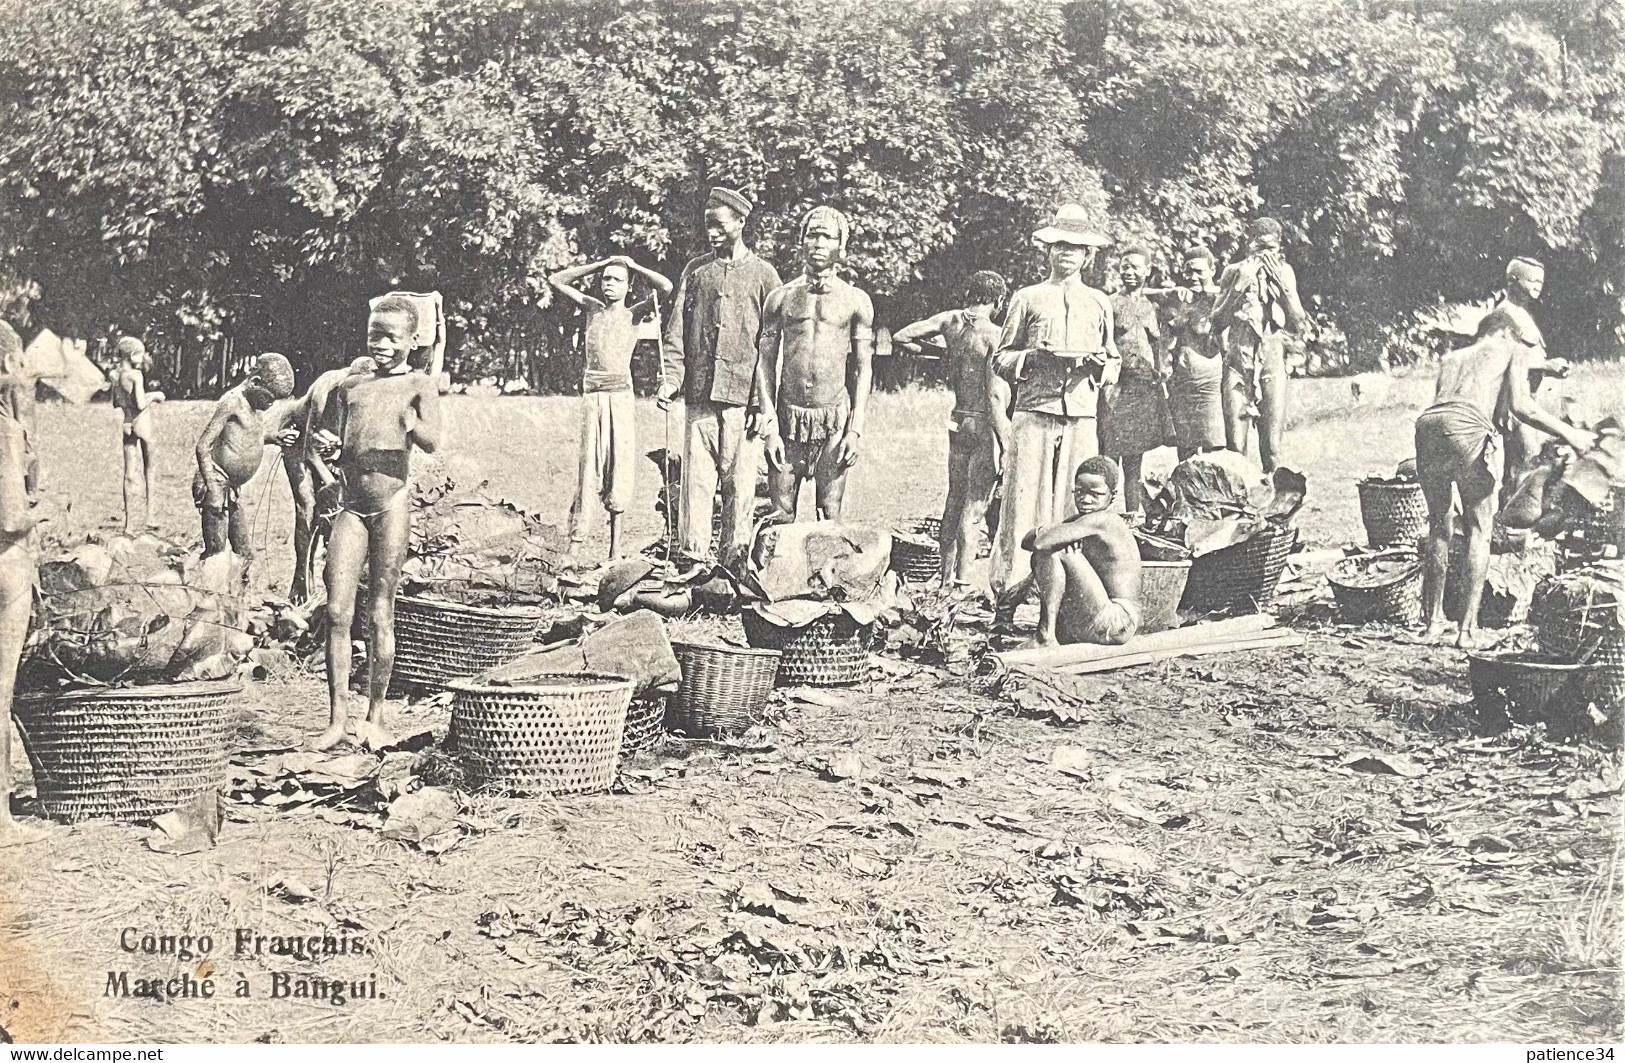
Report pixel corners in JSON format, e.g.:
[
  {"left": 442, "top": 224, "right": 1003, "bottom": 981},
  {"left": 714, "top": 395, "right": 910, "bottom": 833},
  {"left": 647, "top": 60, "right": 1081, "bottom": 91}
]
[
  {"left": 894, "top": 270, "right": 1011, "bottom": 584},
  {"left": 989, "top": 203, "right": 1118, "bottom": 629},
  {"left": 193, "top": 353, "right": 297, "bottom": 567},
  {"left": 1100, "top": 246, "right": 1170, "bottom": 519},
  {"left": 0, "top": 323, "right": 39, "bottom": 845},
  {"left": 1212, "top": 217, "right": 1306, "bottom": 472},
  {"left": 313, "top": 296, "right": 442, "bottom": 751},
  {"left": 1158, "top": 245, "right": 1226, "bottom": 461},
  {"left": 111, "top": 336, "right": 165, "bottom": 531},
  {"left": 659, "top": 187, "right": 782, "bottom": 567},
  {"left": 550, "top": 254, "right": 673, "bottom": 560},
  {"left": 756, "top": 206, "right": 875, "bottom": 522},
  {"left": 1415, "top": 331, "right": 1594, "bottom": 648},
  {"left": 1024, "top": 456, "right": 1143, "bottom": 648}
]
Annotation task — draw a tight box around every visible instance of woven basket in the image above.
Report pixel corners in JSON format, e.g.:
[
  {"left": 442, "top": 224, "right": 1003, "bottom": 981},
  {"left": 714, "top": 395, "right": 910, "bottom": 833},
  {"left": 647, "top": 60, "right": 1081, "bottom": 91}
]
[
  {"left": 741, "top": 609, "right": 870, "bottom": 687},
  {"left": 1467, "top": 652, "right": 1605, "bottom": 740},
  {"left": 1530, "top": 569, "right": 1624, "bottom": 710},
  {"left": 1181, "top": 527, "right": 1298, "bottom": 616},
  {"left": 890, "top": 518, "right": 943, "bottom": 584},
  {"left": 620, "top": 695, "right": 666, "bottom": 758},
  {"left": 13, "top": 681, "right": 240, "bottom": 822},
  {"left": 1328, "top": 550, "right": 1423, "bottom": 625},
  {"left": 450, "top": 673, "right": 633, "bottom": 796},
  {"left": 1139, "top": 560, "right": 1192, "bottom": 634},
  {"left": 1357, "top": 479, "right": 1429, "bottom": 550},
  {"left": 667, "top": 641, "right": 781, "bottom": 736},
  {"left": 391, "top": 595, "right": 545, "bottom": 692}
]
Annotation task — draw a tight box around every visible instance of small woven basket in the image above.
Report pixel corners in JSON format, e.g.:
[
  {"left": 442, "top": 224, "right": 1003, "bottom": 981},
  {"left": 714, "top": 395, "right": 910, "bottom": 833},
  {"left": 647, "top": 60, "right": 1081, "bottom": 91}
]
[
  {"left": 1467, "top": 652, "right": 1603, "bottom": 740},
  {"left": 13, "top": 681, "right": 241, "bottom": 822},
  {"left": 1181, "top": 527, "right": 1298, "bottom": 616},
  {"left": 1139, "top": 560, "right": 1192, "bottom": 634},
  {"left": 1357, "top": 479, "right": 1429, "bottom": 550},
  {"left": 450, "top": 673, "right": 633, "bottom": 796},
  {"left": 1530, "top": 569, "right": 1624, "bottom": 710},
  {"left": 1328, "top": 550, "right": 1423, "bottom": 625},
  {"left": 890, "top": 517, "right": 943, "bottom": 584},
  {"left": 620, "top": 695, "right": 666, "bottom": 758},
  {"left": 391, "top": 595, "right": 545, "bottom": 692},
  {"left": 741, "top": 609, "right": 870, "bottom": 687},
  {"left": 667, "top": 641, "right": 781, "bottom": 736}
]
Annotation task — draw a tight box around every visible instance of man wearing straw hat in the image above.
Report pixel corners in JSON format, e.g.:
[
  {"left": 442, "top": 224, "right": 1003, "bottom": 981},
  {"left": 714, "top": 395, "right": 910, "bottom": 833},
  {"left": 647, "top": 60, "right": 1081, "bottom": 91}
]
[
  {"left": 659, "top": 186, "right": 782, "bottom": 568},
  {"left": 989, "top": 203, "right": 1119, "bottom": 631}
]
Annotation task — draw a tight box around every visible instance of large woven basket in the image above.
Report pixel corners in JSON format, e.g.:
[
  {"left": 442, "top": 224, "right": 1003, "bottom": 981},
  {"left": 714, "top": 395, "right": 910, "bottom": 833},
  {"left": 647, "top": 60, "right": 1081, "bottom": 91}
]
[
  {"left": 1467, "top": 652, "right": 1608, "bottom": 742},
  {"left": 392, "top": 595, "right": 545, "bottom": 692},
  {"left": 620, "top": 695, "right": 666, "bottom": 758},
  {"left": 890, "top": 517, "right": 943, "bottom": 584},
  {"left": 1139, "top": 560, "right": 1192, "bottom": 634},
  {"left": 450, "top": 673, "right": 633, "bottom": 796},
  {"left": 1357, "top": 479, "right": 1429, "bottom": 550},
  {"left": 1181, "top": 527, "right": 1298, "bottom": 616},
  {"left": 1559, "top": 487, "right": 1625, "bottom": 570},
  {"left": 1530, "top": 569, "right": 1624, "bottom": 710},
  {"left": 1328, "top": 550, "right": 1423, "bottom": 625},
  {"left": 741, "top": 608, "right": 870, "bottom": 687},
  {"left": 13, "top": 681, "right": 240, "bottom": 822},
  {"left": 667, "top": 641, "right": 781, "bottom": 736}
]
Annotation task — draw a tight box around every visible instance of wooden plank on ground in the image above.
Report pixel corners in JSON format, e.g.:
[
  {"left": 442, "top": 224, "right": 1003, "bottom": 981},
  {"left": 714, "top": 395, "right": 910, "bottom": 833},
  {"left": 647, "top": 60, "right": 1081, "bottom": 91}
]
[{"left": 992, "top": 613, "right": 1276, "bottom": 669}]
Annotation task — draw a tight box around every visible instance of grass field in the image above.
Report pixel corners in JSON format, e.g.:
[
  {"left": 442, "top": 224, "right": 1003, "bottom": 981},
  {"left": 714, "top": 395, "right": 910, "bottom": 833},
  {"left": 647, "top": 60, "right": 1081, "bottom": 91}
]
[{"left": 3, "top": 366, "right": 1621, "bottom": 1044}]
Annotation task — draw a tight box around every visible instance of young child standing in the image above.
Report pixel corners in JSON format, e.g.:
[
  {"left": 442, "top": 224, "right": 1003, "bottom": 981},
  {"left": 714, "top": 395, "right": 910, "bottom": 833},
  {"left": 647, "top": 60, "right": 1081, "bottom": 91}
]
[
  {"left": 0, "top": 322, "right": 39, "bottom": 846},
  {"left": 110, "top": 336, "right": 165, "bottom": 531},
  {"left": 1023, "top": 456, "right": 1143, "bottom": 649},
  {"left": 893, "top": 270, "right": 1011, "bottom": 584},
  {"left": 312, "top": 296, "right": 442, "bottom": 751},
  {"left": 193, "top": 352, "right": 296, "bottom": 566},
  {"left": 549, "top": 255, "right": 673, "bottom": 560}
]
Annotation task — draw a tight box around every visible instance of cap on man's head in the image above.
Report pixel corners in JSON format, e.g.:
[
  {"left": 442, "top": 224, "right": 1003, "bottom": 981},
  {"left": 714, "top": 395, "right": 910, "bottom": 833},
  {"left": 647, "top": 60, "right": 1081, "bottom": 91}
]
[
  {"left": 1032, "top": 203, "right": 1110, "bottom": 249},
  {"left": 1507, "top": 256, "right": 1546, "bottom": 281},
  {"left": 707, "top": 186, "right": 753, "bottom": 218},
  {"left": 253, "top": 352, "right": 296, "bottom": 400},
  {"left": 1247, "top": 217, "right": 1284, "bottom": 243},
  {"left": 115, "top": 336, "right": 146, "bottom": 361}
]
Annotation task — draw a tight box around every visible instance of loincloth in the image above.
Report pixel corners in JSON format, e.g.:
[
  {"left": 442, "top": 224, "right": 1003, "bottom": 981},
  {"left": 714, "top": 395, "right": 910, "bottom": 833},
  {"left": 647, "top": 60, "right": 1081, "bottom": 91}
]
[
  {"left": 1415, "top": 400, "right": 1502, "bottom": 488},
  {"left": 191, "top": 462, "right": 239, "bottom": 512},
  {"left": 1074, "top": 596, "right": 1141, "bottom": 646},
  {"left": 779, "top": 396, "right": 850, "bottom": 445}
]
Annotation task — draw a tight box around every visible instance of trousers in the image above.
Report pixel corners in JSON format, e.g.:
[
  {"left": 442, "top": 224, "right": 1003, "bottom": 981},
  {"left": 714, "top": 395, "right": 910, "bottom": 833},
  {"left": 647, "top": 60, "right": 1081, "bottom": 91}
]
[
  {"left": 682, "top": 399, "right": 761, "bottom": 564},
  {"left": 991, "top": 410, "right": 1097, "bottom": 597}
]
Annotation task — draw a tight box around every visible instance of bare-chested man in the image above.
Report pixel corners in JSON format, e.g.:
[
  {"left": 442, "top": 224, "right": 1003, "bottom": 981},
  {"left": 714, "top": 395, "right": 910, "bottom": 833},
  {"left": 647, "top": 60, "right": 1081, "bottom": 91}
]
[
  {"left": 313, "top": 296, "right": 442, "bottom": 751},
  {"left": 193, "top": 352, "right": 297, "bottom": 566},
  {"left": 267, "top": 357, "right": 376, "bottom": 602},
  {"left": 0, "top": 322, "right": 41, "bottom": 845},
  {"left": 110, "top": 336, "right": 165, "bottom": 531},
  {"left": 1024, "top": 456, "right": 1143, "bottom": 648},
  {"left": 1415, "top": 332, "right": 1595, "bottom": 648},
  {"left": 756, "top": 205, "right": 875, "bottom": 522},
  {"left": 894, "top": 270, "right": 1011, "bottom": 584}
]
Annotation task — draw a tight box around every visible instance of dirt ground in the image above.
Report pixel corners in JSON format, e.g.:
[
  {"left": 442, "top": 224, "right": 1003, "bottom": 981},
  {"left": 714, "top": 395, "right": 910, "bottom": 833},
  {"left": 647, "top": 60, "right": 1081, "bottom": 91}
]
[{"left": 2, "top": 372, "right": 1621, "bottom": 1043}]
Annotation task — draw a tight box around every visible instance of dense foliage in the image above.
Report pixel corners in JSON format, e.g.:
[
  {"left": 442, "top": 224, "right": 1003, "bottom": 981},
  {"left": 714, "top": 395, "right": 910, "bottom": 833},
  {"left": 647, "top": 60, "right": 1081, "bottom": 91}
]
[{"left": 0, "top": 0, "right": 1619, "bottom": 392}]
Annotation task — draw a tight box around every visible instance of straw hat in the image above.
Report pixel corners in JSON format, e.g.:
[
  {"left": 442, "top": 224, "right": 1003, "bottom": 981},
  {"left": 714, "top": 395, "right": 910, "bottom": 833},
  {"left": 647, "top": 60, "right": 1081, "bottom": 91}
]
[{"left": 1032, "top": 203, "right": 1110, "bottom": 248}]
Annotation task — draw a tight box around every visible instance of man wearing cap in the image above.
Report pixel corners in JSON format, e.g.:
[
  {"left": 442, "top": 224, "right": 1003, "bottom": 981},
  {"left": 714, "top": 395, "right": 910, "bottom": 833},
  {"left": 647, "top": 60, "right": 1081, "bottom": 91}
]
[
  {"left": 756, "top": 205, "right": 875, "bottom": 522},
  {"left": 1157, "top": 244, "right": 1226, "bottom": 460},
  {"left": 989, "top": 203, "right": 1119, "bottom": 628},
  {"left": 1212, "top": 217, "right": 1306, "bottom": 472},
  {"left": 660, "top": 187, "right": 783, "bottom": 566}
]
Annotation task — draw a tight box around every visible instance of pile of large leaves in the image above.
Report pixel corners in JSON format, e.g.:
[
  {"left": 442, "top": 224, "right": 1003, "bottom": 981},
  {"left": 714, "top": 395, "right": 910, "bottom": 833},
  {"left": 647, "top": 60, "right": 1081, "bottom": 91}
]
[{"left": 402, "top": 477, "right": 567, "bottom": 605}]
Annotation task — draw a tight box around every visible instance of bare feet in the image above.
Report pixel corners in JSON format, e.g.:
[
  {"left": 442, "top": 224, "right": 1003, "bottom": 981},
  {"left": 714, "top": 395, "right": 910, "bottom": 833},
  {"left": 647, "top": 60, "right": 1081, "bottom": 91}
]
[
  {"left": 0, "top": 817, "right": 50, "bottom": 848},
  {"left": 1019, "top": 632, "right": 1058, "bottom": 651},
  {"left": 353, "top": 719, "right": 397, "bottom": 752},
  {"left": 1456, "top": 627, "right": 1490, "bottom": 651},
  {"left": 308, "top": 721, "right": 353, "bottom": 751},
  {"left": 1417, "top": 620, "right": 1457, "bottom": 645}
]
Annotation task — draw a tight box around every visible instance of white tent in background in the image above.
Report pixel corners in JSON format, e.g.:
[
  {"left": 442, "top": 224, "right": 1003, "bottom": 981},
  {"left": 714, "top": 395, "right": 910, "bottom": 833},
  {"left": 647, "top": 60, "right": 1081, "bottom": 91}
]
[{"left": 26, "top": 329, "right": 105, "bottom": 404}]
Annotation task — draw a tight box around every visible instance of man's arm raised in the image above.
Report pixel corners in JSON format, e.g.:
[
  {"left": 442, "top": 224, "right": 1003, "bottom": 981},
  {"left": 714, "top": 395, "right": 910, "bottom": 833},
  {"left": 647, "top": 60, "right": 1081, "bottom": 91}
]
[
  {"left": 548, "top": 260, "right": 610, "bottom": 310},
  {"left": 893, "top": 311, "right": 952, "bottom": 355}
]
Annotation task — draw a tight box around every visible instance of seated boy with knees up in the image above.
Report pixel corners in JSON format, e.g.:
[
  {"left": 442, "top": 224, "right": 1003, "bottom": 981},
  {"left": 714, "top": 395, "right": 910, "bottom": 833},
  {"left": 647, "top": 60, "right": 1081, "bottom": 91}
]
[
  {"left": 193, "top": 352, "right": 297, "bottom": 568},
  {"left": 1021, "top": 456, "right": 1143, "bottom": 648}
]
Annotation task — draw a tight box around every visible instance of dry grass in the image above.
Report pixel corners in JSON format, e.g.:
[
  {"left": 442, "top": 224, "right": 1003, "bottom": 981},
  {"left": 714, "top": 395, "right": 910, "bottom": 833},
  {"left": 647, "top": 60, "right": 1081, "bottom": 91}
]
[{"left": 3, "top": 367, "right": 1622, "bottom": 1044}]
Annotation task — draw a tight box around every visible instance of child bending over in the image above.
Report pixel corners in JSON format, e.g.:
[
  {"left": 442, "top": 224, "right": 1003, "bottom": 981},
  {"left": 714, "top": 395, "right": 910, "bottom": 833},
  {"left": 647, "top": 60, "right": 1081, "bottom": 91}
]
[{"left": 1023, "top": 456, "right": 1143, "bottom": 648}]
